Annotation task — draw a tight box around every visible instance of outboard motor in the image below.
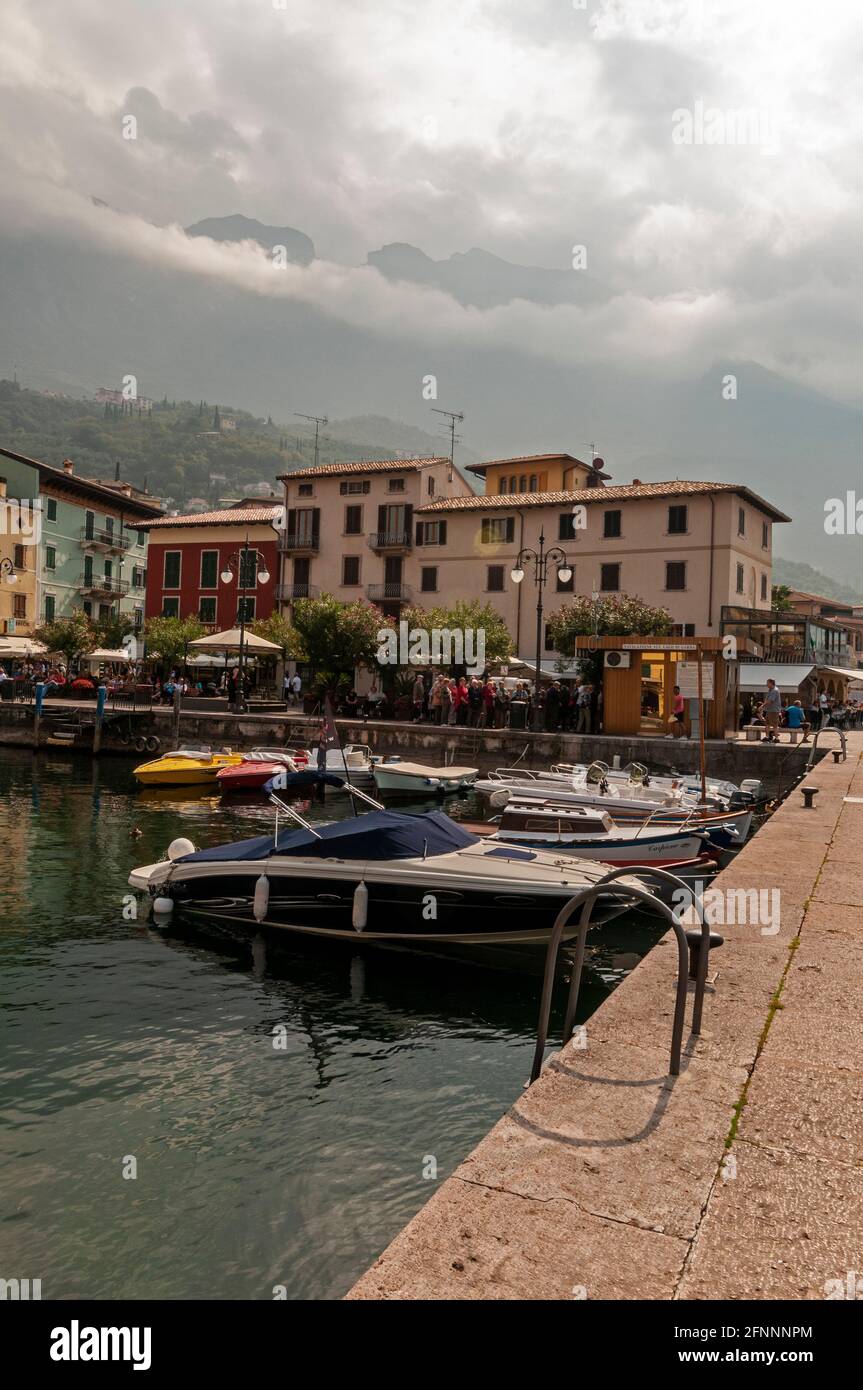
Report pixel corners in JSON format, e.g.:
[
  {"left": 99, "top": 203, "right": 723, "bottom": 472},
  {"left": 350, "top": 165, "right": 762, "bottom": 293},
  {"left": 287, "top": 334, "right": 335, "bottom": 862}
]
[{"left": 730, "top": 778, "right": 765, "bottom": 808}]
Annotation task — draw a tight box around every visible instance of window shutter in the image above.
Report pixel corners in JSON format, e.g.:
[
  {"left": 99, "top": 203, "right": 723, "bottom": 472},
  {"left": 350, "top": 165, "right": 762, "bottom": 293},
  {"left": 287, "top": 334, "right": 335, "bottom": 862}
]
[
  {"left": 481, "top": 520, "right": 489, "bottom": 544},
  {"left": 439, "top": 520, "right": 447, "bottom": 545},
  {"left": 363, "top": 481, "right": 370, "bottom": 494},
  {"left": 287, "top": 509, "right": 296, "bottom": 536},
  {"left": 339, "top": 481, "right": 347, "bottom": 495},
  {"left": 377, "top": 505, "right": 387, "bottom": 532},
  {"left": 506, "top": 517, "right": 515, "bottom": 543},
  {"left": 416, "top": 521, "right": 424, "bottom": 545},
  {"left": 312, "top": 508, "right": 320, "bottom": 537}
]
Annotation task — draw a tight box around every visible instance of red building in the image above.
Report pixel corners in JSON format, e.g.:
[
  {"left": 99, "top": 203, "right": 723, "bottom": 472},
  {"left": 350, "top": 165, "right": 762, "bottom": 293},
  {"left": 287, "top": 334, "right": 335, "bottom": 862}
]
[{"left": 142, "top": 503, "right": 281, "bottom": 628}]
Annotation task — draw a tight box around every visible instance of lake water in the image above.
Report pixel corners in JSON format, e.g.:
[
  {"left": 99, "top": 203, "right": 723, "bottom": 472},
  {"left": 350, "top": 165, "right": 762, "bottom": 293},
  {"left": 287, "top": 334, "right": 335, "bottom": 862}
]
[{"left": 0, "top": 747, "right": 662, "bottom": 1300}]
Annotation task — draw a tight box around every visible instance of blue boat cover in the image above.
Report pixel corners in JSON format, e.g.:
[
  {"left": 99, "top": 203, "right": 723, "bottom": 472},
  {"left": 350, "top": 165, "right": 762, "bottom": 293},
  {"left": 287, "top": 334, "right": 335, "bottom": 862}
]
[{"left": 179, "top": 809, "right": 480, "bottom": 864}]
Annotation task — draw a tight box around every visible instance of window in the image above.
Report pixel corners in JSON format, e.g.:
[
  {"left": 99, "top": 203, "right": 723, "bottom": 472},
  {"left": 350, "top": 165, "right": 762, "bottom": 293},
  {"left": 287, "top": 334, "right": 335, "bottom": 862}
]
[
  {"left": 47, "top": 498, "right": 57, "bottom": 522},
  {"left": 480, "top": 517, "right": 515, "bottom": 544},
  {"left": 556, "top": 566, "right": 574, "bottom": 593},
  {"left": 340, "top": 479, "right": 371, "bottom": 495},
  {"left": 199, "top": 597, "right": 217, "bottom": 623},
  {"left": 103, "top": 559, "right": 113, "bottom": 581},
  {"left": 45, "top": 545, "right": 56, "bottom": 570},
  {"left": 388, "top": 478, "right": 406, "bottom": 492},
  {"left": 163, "top": 550, "right": 181, "bottom": 587},
  {"left": 600, "top": 562, "right": 620, "bottom": 591},
  {"left": 13, "top": 544, "right": 26, "bottom": 569},
  {"left": 738, "top": 506, "right": 746, "bottom": 536},
  {"left": 99, "top": 604, "right": 111, "bottom": 621},
  {"left": 671, "top": 622, "right": 696, "bottom": 637},
  {"left": 297, "top": 483, "right": 314, "bottom": 497},
  {"left": 559, "top": 512, "right": 580, "bottom": 541},
  {"left": 342, "top": 556, "right": 360, "bottom": 586},
  {"left": 509, "top": 475, "right": 517, "bottom": 493},
  {"left": 529, "top": 475, "right": 538, "bottom": 492},
  {"left": 44, "top": 594, "right": 55, "bottom": 622},
  {"left": 344, "top": 505, "right": 363, "bottom": 535},
  {"left": 498, "top": 477, "right": 507, "bottom": 494},
  {"left": 519, "top": 475, "right": 528, "bottom": 493},
  {"left": 84, "top": 510, "right": 95, "bottom": 540},
  {"left": 427, "top": 476, "right": 435, "bottom": 497},
  {"left": 200, "top": 550, "right": 218, "bottom": 587},
  {"left": 105, "top": 516, "right": 114, "bottom": 537},
  {"left": 603, "top": 509, "right": 622, "bottom": 538},
  {"left": 487, "top": 565, "right": 505, "bottom": 592},
  {"left": 666, "top": 561, "right": 686, "bottom": 590},
  {"left": 161, "top": 597, "right": 179, "bottom": 618},
  {"left": 416, "top": 520, "right": 447, "bottom": 545},
  {"left": 544, "top": 624, "right": 554, "bottom": 651},
  {"left": 134, "top": 607, "right": 143, "bottom": 631},
  {"left": 421, "top": 566, "right": 438, "bottom": 593},
  {"left": 13, "top": 594, "right": 26, "bottom": 619},
  {"left": 82, "top": 601, "right": 92, "bottom": 617},
  {"left": 668, "top": 504, "right": 688, "bottom": 534},
  {"left": 736, "top": 562, "right": 744, "bottom": 594},
  {"left": 761, "top": 573, "right": 768, "bottom": 601},
  {"left": 238, "top": 596, "right": 255, "bottom": 623},
  {"left": 137, "top": 529, "right": 145, "bottom": 546},
  {"left": 762, "top": 521, "right": 769, "bottom": 549}
]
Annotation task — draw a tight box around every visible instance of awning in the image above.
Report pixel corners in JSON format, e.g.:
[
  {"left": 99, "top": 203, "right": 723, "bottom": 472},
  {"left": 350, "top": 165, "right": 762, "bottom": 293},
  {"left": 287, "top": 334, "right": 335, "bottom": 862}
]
[
  {"left": 516, "top": 655, "right": 583, "bottom": 681},
  {"left": 0, "top": 636, "right": 48, "bottom": 659},
  {"left": 188, "top": 627, "right": 281, "bottom": 653},
  {"left": 739, "top": 662, "right": 814, "bottom": 692},
  {"left": 819, "top": 666, "right": 863, "bottom": 682}
]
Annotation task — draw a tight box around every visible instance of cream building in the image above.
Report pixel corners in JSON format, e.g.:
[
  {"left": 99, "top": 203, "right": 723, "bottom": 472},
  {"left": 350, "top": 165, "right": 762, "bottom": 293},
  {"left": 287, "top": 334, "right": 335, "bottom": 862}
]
[{"left": 277, "top": 452, "right": 789, "bottom": 657}]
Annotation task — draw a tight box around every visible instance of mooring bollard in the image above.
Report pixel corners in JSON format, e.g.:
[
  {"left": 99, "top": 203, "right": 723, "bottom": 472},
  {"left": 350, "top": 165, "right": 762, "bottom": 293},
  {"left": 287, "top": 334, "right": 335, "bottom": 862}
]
[
  {"left": 684, "top": 929, "right": 724, "bottom": 980},
  {"left": 801, "top": 785, "right": 819, "bottom": 808},
  {"left": 832, "top": 749, "right": 842, "bottom": 764}
]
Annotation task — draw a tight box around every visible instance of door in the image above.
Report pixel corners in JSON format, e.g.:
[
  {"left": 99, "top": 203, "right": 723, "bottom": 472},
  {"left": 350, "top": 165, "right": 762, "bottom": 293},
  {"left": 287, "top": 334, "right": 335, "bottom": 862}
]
[
  {"left": 384, "top": 555, "right": 402, "bottom": 598},
  {"left": 293, "top": 557, "right": 311, "bottom": 597}
]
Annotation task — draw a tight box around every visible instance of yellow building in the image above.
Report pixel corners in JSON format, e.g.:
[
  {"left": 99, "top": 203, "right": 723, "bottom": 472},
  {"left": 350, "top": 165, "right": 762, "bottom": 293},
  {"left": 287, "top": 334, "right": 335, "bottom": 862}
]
[
  {"left": 0, "top": 476, "right": 38, "bottom": 637},
  {"left": 467, "top": 451, "right": 611, "bottom": 496}
]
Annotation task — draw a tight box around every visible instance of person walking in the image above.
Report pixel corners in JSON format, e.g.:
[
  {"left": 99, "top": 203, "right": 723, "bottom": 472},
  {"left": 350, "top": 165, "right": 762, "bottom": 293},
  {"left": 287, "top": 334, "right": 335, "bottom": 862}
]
[
  {"left": 668, "top": 684, "right": 686, "bottom": 739},
  {"left": 760, "top": 678, "right": 783, "bottom": 743},
  {"left": 575, "top": 681, "right": 593, "bottom": 734}
]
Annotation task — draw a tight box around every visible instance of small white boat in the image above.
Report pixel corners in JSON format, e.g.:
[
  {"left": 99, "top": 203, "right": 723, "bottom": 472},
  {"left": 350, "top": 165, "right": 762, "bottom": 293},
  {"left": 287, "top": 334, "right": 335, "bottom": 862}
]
[
  {"left": 302, "top": 744, "right": 377, "bottom": 785},
  {"left": 476, "top": 801, "right": 733, "bottom": 864},
  {"left": 373, "top": 760, "right": 478, "bottom": 796}
]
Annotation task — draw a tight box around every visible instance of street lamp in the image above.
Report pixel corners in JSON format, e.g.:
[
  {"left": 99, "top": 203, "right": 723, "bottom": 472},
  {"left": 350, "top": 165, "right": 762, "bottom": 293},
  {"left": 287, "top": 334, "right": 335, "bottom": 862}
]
[
  {"left": 510, "top": 531, "right": 571, "bottom": 730},
  {"left": 220, "top": 534, "right": 270, "bottom": 712}
]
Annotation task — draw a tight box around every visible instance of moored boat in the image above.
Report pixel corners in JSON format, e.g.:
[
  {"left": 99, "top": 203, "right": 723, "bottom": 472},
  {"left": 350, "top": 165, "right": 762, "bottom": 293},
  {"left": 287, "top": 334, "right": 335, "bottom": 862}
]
[
  {"left": 372, "top": 760, "right": 478, "bottom": 796},
  {"left": 467, "top": 800, "right": 738, "bottom": 864},
  {"left": 216, "top": 749, "right": 306, "bottom": 792},
  {"left": 133, "top": 747, "right": 244, "bottom": 786}
]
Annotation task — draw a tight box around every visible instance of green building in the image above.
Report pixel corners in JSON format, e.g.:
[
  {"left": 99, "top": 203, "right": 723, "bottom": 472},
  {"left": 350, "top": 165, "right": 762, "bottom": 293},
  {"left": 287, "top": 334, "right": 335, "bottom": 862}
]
[{"left": 0, "top": 447, "right": 163, "bottom": 643}]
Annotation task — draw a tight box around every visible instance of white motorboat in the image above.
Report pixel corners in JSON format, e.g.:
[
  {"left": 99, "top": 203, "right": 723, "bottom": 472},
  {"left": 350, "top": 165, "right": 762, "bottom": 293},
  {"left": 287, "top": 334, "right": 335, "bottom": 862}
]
[
  {"left": 128, "top": 808, "right": 649, "bottom": 946},
  {"left": 373, "top": 759, "right": 478, "bottom": 796},
  {"left": 300, "top": 743, "right": 377, "bottom": 785},
  {"left": 544, "top": 761, "right": 764, "bottom": 808},
  {"left": 474, "top": 777, "right": 753, "bottom": 838},
  {"left": 473, "top": 801, "right": 736, "bottom": 865}
]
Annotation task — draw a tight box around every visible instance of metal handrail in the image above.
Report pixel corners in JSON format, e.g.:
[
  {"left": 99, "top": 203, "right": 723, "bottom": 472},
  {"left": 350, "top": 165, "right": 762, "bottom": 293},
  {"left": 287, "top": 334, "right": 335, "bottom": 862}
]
[
  {"left": 806, "top": 725, "right": 847, "bottom": 768},
  {"left": 530, "top": 866, "right": 709, "bottom": 1084}
]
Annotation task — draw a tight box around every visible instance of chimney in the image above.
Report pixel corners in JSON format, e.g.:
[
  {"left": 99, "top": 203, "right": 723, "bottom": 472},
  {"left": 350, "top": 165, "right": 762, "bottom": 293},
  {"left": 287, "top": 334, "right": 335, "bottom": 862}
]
[
  {"left": 632, "top": 478, "right": 642, "bottom": 486},
  {"left": 62, "top": 458, "right": 74, "bottom": 475}
]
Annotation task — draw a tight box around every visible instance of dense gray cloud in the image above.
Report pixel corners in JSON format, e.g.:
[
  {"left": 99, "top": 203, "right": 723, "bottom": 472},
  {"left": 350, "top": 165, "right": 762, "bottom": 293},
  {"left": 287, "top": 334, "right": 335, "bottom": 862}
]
[{"left": 1, "top": 0, "right": 863, "bottom": 402}]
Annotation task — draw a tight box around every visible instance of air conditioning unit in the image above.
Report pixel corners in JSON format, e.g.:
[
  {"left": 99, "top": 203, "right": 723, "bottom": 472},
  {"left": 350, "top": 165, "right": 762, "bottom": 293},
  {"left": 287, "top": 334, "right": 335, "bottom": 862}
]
[{"left": 604, "top": 650, "right": 631, "bottom": 669}]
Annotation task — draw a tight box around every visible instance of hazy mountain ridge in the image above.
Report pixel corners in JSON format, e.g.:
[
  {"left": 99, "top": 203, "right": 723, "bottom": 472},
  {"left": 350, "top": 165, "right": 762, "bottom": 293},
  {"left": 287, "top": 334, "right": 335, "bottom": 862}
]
[
  {"left": 185, "top": 215, "right": 315, "bottom": 265},
  {"left": 772, "top": 557, "right": 863, "bottom": 605}
]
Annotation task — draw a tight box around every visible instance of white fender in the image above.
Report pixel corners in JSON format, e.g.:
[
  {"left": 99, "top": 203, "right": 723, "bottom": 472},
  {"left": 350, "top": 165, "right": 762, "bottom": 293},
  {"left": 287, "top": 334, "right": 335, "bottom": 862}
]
[
  {"left": 352, "top": 880, "right": 368, "bottom": 931},
  {"left": 153, "top": 896, "right": 174, "bottom": 916},
  {"left": 253, "top": 873, "right": 270, "bottom": 922}
]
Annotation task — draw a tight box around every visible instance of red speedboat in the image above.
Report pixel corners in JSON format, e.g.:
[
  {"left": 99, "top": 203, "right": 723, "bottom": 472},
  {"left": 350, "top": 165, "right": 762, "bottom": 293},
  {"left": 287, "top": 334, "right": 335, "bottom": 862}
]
[{"left": 216, "top": 749, "right": 308, "bottom": 792}]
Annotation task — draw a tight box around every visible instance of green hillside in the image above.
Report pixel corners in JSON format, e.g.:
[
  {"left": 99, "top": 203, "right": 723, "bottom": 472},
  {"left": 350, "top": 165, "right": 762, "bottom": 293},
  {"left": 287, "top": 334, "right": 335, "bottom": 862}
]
[
  {"left": 0, "top": 380, "right": 469, "bottom": 510},
  {"left": 772, "top": 555, "right": 863, "bottom": 605}
]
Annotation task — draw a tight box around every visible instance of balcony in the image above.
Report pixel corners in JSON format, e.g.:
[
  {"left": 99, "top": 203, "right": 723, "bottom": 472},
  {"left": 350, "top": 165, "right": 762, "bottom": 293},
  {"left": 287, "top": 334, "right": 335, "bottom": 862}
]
[
  {"left": 80, "top": 527, "right": 130, "bottom": 553},
  {"left": 368, "top": 531, "right": 412, "bottom": 552},
  {"left": 278, "top": 532, "right": 319, "bottom": 553},
  {"left": 367, "top": 582, "right": 412, "bottom": 603},
  {"left": 276, "top": 582, "right": 320, "bottom": 601},
  {"left": 78, "top": 573, "right": 130, "bottom": 598}
]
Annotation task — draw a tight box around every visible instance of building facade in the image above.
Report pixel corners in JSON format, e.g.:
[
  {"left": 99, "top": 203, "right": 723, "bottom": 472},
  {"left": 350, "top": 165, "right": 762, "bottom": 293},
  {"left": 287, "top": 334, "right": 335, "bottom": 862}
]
[
  {"left": 276, "top": 457, "right": 474, "bottom": 619},
  {"left": 0, "top": 447, "right": 162, "bottom": 635},
  {"left": 142, "top": 503, "right": 281, "bottom": 628}
]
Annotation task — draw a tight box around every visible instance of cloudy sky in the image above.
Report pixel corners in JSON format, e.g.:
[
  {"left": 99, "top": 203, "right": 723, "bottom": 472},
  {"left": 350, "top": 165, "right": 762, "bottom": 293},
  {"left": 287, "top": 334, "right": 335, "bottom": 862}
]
[{"left": 2, "top": 0, "right": 863, "bottom": 405}]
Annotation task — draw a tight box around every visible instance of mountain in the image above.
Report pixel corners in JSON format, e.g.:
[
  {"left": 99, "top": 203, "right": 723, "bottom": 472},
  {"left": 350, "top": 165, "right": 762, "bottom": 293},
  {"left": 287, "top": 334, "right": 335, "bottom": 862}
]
[
  {"left": 772, "top": 557, "right": 863, "bottom": 605},
  {"left": 185, "top": 215, "right": 315, "bottom": 265},
  {"left": 367, "top": 242, "right": 607, "bottom": 309}
]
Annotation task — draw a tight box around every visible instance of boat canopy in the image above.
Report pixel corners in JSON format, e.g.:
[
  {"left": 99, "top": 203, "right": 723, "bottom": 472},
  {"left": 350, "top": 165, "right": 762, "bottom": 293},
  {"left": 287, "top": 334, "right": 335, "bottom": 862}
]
[{"left": 179, "top": 810, "right": 480, "bottom": 864}]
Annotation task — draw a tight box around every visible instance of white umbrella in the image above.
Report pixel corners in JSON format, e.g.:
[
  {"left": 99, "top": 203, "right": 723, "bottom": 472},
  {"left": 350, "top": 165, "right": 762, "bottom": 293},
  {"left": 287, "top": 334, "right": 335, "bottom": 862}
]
[{"left": 188, "top": 627, "right": 281, "bottom": 653}]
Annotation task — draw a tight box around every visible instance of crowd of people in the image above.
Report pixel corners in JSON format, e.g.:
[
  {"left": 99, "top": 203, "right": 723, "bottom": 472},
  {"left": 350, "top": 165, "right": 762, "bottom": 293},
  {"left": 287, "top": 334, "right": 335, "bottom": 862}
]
[
  {"left": 745, "top": 681, "right": 863, "bottom": 742},
  {"left": 393, "top": 672, "right": 601, "bottom": 732}
]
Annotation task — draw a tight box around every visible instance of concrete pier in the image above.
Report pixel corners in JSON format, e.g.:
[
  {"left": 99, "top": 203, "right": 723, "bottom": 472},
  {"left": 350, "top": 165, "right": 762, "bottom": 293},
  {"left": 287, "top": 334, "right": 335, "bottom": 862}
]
[{"left": 347, "top": 735, "right": 863, "bottom": 1300}]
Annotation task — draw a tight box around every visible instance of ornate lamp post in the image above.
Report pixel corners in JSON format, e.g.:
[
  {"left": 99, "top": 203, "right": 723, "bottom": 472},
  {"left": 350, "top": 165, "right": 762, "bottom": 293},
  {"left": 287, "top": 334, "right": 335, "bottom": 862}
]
[
  {"left": 510, "top": 532, "right": 571, "bottom": 731},
  {"left": 220, "top": 534, "right": 270, "bottom": 712}
]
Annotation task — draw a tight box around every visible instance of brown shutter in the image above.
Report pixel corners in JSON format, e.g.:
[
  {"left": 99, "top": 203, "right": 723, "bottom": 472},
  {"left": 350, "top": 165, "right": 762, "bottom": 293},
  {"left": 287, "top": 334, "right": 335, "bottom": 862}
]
[
  {"left": 312, "top": 508, "right": 320, "bottom": 538},
  {"left": 439, "top": 520, "right": 447, "bottom": 545},
  {"left": 377, "top": 505, "right": 387, "bottom": 533},
  {"left": 287, "top": 509, "right": 296, "bottom": 538},
  {"left": 415, "top": 521, "right": 424, "bottom": 545},
  {"left": 404, "top": 504, "right": 413, "bottom": 538},
  {"left": 506, "top": 517, "right": 515, "bottom": 543}
]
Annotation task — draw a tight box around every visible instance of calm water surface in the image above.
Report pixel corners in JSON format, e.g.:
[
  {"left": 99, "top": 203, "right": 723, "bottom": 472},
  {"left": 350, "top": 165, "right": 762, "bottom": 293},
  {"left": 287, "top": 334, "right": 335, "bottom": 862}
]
[{"left": 0, "top": 747, "right": 661, "bottom": 1299}]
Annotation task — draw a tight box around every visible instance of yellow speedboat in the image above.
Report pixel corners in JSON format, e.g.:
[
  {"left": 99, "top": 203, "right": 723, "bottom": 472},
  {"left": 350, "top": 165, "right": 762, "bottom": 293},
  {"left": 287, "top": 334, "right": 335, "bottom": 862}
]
[{"left": 133, "top": 747, "right": 244, "bottom": 786}]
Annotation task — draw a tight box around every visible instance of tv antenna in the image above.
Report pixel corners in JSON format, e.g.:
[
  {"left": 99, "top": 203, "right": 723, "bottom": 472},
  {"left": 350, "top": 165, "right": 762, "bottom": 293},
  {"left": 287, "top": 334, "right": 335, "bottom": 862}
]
[
  {"left": 431, "top": 408, "right": 464, "bottom": 468},
  {"left": 294, "top": 413, "right": 329, "bottom": 469}
]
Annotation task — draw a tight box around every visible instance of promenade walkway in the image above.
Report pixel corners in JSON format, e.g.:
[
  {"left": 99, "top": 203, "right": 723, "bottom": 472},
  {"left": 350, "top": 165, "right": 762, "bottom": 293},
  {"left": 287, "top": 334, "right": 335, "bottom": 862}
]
[{"left": 348, "top": 734, "right": 863, "bottom": 1300}]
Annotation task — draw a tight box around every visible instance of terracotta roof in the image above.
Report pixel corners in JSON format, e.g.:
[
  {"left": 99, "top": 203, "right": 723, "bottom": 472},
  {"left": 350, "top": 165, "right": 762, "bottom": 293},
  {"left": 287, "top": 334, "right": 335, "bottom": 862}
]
[
  {"left": 468, "top": 451, "right": 609, "bottom": 477},
  {"left": 278, "top": 457, "right": 450, "bottom": 481},
  {"left": 416, "top": 479, "right": 791, "bottom": 523},
  {"left": 144, "top": 505, "right": 281, "bottom": 530}
]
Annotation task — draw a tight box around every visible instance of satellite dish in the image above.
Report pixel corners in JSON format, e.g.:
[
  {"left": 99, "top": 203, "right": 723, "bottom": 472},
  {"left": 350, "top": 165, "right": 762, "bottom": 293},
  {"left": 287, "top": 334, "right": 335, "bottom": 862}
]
[{"left": 593, "top": 456, "right": 605, "bottom": 471}]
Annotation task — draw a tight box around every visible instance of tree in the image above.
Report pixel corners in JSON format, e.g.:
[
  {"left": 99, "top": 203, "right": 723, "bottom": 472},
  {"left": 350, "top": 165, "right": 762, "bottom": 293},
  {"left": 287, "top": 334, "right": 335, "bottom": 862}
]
[
  {"left": 249, "top": 612, "right": 302, "bottom": 656},
  {"left": 33, "top": 610, "right": 95, "bottom": 668},
  {"left": 400, "top": 598, "right": 514, "bottom": 667},
  {"left": 547, "top": 593, "right": 673, "bottom": 655},
  {"left": 93, "top": 611, "right": 136, "bottom": 651},
  {"left": 290, "top": 594, "right": 383, "bottom": 692},
  {"left": 771, "top": 584, "right": 793, "bottom": 612},
  {"left": 144, "top": 614, "right": 205, "bottom": 671}
]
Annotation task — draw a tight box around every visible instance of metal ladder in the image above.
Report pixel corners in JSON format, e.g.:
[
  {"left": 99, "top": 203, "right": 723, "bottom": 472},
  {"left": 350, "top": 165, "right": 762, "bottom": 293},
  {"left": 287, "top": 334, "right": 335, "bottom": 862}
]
[
  {"left": 806, "top": 725, "right": 847, "bottom": 768},
  {"left": 530, "top": 866, "right": 711, "bottom": 1084}
]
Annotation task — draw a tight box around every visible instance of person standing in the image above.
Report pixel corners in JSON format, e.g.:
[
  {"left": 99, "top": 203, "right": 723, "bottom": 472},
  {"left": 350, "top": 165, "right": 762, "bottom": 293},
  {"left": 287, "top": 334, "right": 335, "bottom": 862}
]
[
  {"left": 468, "top": 676, "right": 483, "bottom": 727},
  {"left": 291, "top": 672, "right": 302, "bottom": 707},
  {"left": 412, "top": 672, "right": 425, "bottom": 722},
  {"left": 760, "top": 678, "right": 783, "bottom": 743},
  {"left": 544, "top": 681, "right": 560, "bottom": 732},
  {"left": 668, "top": 684, "right": 686, "bottom": 739},
  {"left": 576, "top": 681, "right": 593, "bottom": 734}
]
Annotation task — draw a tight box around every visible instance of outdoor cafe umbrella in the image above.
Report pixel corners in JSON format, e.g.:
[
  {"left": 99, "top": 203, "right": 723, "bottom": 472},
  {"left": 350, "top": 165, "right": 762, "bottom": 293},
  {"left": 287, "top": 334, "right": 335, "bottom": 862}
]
[{"left": 188, "top": 628, "right": 282, "bottom": 654}]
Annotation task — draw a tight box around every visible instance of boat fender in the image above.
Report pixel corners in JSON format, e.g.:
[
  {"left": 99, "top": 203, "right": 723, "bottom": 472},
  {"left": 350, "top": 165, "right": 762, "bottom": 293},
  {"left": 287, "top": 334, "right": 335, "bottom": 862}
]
[
  {"left": 153, "top": 896, "right": 174, "bottom": 916},
  {"left": 167, "top": 837, "right": 196, "bottom": 861},
  {"left": 253, "top": 873, "right": 270, "bottom": 923},
  {"left": 352, "top": 879, "right": 368, "bottom": 931}
]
